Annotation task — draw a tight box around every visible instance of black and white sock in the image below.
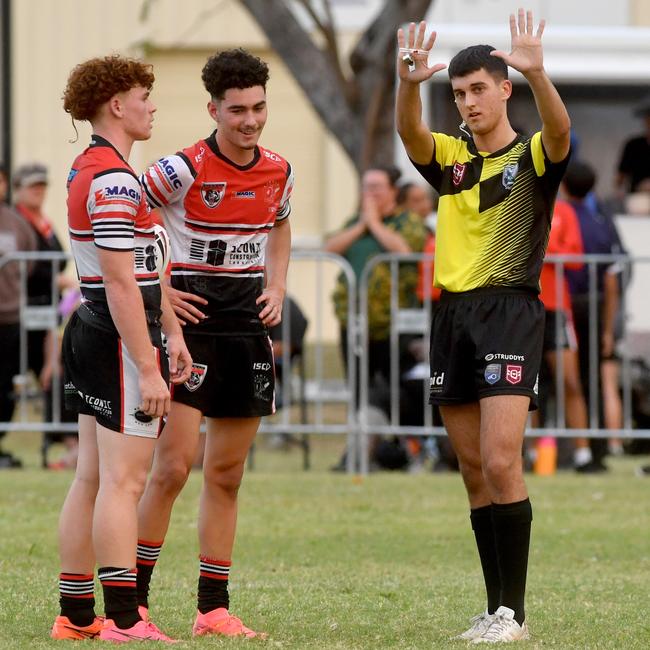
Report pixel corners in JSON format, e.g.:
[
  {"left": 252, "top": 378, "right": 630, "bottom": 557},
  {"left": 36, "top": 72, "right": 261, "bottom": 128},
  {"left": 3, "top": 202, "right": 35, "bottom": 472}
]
[
  {"left": 59, "top": 572, "right": 96, "bottom": 627},
  {"left": 197, "top": 556, "right": 231, "bottom": 614},
  {"left": 98, "top": 567, "right": 140, "bottom": 630},
  {"left": 136, "top": 539, "right": 163, "bottom": 609}
]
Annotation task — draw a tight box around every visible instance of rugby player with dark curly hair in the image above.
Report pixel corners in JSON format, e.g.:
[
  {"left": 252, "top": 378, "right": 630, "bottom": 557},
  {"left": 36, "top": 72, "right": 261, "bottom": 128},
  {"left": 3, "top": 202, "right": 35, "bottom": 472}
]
[{"left": 137, "top": 48, "right": 293, "bottom": 639}]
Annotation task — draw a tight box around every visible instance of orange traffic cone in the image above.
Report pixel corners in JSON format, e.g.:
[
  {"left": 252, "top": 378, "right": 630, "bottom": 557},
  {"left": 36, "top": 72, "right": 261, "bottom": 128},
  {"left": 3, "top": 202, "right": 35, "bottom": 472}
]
[{"left": 534, "top": 436, "right": 557, "bottom": 475}]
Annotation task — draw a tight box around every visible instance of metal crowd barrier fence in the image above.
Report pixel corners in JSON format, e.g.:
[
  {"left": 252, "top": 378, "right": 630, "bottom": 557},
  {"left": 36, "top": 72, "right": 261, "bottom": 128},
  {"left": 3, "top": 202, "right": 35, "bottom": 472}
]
[{"left": 2, "top": 250, "right": 650, "bottom": 474}]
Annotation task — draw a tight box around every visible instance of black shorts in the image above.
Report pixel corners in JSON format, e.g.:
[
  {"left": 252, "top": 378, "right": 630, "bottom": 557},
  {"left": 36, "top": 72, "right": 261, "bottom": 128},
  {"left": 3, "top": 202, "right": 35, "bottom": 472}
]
[
  {"left": 62, "top": 312, "right": 168, "bottom": 437},
  {"left": 429, "top": 288, "right": 544, "bottom": 410},
  {"left": 542, "top": 309, "right": 577, "bottom": 353},
  {"left": 172, "top": 332, "right": 275, "bottom": 418}
]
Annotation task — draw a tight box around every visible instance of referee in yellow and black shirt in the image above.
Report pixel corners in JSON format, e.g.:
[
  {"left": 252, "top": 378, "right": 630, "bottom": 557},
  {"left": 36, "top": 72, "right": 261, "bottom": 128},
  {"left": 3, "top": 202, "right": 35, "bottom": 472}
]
[{"left": 396, "top": 8, "right": 570, "bottom": 644}]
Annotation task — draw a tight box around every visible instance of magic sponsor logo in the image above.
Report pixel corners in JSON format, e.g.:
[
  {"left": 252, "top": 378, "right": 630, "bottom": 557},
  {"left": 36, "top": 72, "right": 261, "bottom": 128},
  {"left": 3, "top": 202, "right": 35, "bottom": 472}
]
[
  {"left": 103, "top": 185, "right": 141, "bottom": 201},
  {"left": 234, "top": 190, "right": 256, "bottom": 199},
  {"left": 159, "top": 158, "right": 183, "bottom": 189},
  {"left": 484, "top": 353, "right": 525, "bottom": 362}
]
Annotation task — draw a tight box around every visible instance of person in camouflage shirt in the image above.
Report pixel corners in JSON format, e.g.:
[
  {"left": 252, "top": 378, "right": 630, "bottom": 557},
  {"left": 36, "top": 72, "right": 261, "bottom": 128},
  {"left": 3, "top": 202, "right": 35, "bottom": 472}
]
[{"left": 325, "top": 165, "right": 427, "bottom": 397}]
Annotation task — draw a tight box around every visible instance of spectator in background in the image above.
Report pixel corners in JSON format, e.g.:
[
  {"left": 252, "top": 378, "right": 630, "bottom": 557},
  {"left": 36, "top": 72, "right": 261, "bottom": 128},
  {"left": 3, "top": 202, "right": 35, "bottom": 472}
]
[
  {"left": 13, "top": 163, "right": 69, "bottom": 378},
  {"left": 615, "top": 95, "right": 650, "bottom": 205},
  {"left": 564, "top": 161, "right": 625, "bottom": 473},
  {"left": 535, "top": 198, "right": 590, "bottom": 468},
  {"left": 0, "top": 163, "right": 37, "bottom": 468},
  {"left": 325, "top": 165, "right": 427, "bottom": 470},
  {"left": 13, "top": 163, "right": 78, "bottom": 459},
  {"left": 398, "top": 181, "right": 435, "bottom": 218}
]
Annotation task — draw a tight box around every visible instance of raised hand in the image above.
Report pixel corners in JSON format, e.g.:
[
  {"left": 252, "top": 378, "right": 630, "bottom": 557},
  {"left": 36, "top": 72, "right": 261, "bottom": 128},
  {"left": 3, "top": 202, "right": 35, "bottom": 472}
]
[
  {"left": 491, "top": 8, "right": 545, "bottom": 75},
  {"left": 397, "top": 21, "right": 446, "bottom": 83}
]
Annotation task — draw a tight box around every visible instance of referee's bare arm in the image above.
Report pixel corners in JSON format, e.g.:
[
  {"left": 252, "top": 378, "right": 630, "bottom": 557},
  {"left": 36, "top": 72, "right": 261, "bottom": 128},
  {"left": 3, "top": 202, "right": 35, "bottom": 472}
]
[
  {"left": 395, "top": 21, "right": 446, "bottom": 165},
  {"left": 491, "top": 9, "right": 571, "bottom": 162}
]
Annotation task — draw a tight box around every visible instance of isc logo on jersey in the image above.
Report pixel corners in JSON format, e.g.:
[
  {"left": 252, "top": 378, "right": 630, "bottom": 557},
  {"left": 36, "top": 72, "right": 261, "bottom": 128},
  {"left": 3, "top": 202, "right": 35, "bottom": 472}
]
[{"left": 264, "top": 151, "right": 281, "bottom": 163}]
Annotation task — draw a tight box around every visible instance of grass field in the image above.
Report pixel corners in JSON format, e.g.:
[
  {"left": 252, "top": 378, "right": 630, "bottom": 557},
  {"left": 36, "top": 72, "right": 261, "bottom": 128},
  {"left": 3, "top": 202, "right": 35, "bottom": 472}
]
[{"left": 0, "top": 430, "right": 649, "bottom": 649}]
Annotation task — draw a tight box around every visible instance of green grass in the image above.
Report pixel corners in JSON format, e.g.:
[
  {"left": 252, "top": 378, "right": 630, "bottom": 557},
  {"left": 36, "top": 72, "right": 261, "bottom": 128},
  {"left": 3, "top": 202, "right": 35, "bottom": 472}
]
[{"left": 1, "top": 431, "right": 649, "bottom": 648}]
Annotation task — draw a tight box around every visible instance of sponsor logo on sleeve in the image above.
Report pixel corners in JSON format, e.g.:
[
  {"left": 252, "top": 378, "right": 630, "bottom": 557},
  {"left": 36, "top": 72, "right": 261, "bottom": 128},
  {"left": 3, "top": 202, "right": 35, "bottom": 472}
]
[
  {"left": 159, "top": 158, "right": 183, "bottom": 189},
  {"left": 201, "top": 182, "right": 227, "bottom": 208},
  {"left": 103, "top": 185, "right": 141, "bottom": 202},
  {"left": 506, "top": 364, "right": 523, "bottom": 385},
  {"left": 484, "top": 363, "right": 501, "bottom": 385}
]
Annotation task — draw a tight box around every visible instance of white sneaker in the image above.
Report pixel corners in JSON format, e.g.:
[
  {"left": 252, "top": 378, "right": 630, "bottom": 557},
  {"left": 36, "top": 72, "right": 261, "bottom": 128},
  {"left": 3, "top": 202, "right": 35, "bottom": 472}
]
[
  {"left": 473, "top": 606, "right": 529, "bottom": 643},
  {"left": 453, "top": 611, "right": 495, "bottom": 640}
]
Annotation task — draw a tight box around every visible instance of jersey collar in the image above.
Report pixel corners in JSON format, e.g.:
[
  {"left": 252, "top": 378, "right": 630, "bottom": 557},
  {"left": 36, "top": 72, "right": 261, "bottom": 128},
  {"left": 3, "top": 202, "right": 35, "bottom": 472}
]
[
  {"left": 205, "top": 130, "right": 261, "bottom": 171},
  {"left": 468, "top": 133, "right": 525, "bottom": 159},
  {"left": 88, "top": 134, "right": 127, "bottom": 163}
]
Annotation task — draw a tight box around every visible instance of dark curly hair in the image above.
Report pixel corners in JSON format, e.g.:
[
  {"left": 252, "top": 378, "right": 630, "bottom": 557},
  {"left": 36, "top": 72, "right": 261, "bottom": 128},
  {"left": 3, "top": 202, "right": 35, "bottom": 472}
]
[
  {"left": 63, "top": 55, "right": 154, "bottom": 121},
  {"left": 202, "top": 48, "right": 269, "bottom": 100},
  {"left": 448, "top": 44, "right": 507, "bottom": 81}
]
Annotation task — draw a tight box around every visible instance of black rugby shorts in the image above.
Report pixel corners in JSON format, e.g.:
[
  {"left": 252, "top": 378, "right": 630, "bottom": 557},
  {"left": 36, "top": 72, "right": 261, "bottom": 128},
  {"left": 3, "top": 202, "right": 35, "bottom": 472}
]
[
  {"left": 172, "top": 332, "right": 275, "bottom": 418},
  {"left": 62, "top": 312, "right": 168, "bottom": 437},
  {"left": 429, "top": 287, "right": 544, "bottom": 410}
]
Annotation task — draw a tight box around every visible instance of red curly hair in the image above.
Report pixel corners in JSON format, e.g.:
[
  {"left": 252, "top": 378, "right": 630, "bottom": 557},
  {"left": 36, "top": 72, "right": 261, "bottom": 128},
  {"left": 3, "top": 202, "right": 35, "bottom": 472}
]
[{"left": 63, "top": 55, "right": 154, "bottom": 121}]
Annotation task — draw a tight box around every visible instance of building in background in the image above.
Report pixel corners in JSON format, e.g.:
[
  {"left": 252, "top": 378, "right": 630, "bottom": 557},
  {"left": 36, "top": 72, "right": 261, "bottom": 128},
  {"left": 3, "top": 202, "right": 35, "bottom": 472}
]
[{"left": 7, "top": 0, "right": 650, "bottom": 342}]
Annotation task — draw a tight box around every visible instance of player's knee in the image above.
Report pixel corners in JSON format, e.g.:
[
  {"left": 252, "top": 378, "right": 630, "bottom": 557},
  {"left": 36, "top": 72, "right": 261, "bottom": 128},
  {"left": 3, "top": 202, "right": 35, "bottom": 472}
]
[
  {"left": 73, "top": 472, "right": 99, "bottom": 498},
  {"left": 458, "top": 457, "right": 484, "bottom": 492},
  {"left": 204, "top": 461, "right": 244, "bottom": 497},
  {"left": 482, "top": 453, "right": 519, "bottom": 487},
  {"left": 102, "top": 468, "right": 149, "bottom": 502},
  {"left": 150, "top": 459, "right": 192, "bottom": 496}
]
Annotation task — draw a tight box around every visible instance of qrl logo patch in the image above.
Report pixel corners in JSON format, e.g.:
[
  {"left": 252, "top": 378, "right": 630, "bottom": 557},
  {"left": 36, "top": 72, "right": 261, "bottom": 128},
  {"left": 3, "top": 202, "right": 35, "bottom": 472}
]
[
  {"left": 185, "top": 363, "right": 208, "bottom": 392},
  {"left": 506, "top": 364, "right": 522, "bottom": 385},
  {"left": 201, "top": 182, "right": 227, "bottom": 208},
  {"left": 484, "top": 363, "right": 501, "bottom": 385},
  {"left": 502, "top": 162, "right": 519, "bottom": 190},
  {"left": 452, "top": 162, "right": 467, "bottom": 187}
]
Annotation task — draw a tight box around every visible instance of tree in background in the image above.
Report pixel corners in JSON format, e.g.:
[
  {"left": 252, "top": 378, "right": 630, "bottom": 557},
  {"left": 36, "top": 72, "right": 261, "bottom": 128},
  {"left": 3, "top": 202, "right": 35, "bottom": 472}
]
[{"left": 142, "top": 0, "right": 435, "bottom": 172}]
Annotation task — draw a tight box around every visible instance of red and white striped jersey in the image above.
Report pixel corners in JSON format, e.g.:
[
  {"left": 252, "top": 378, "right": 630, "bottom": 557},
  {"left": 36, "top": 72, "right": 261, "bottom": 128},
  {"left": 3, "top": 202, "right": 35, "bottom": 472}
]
[
  {"left": 67, "top": 135, "right": 162, "bottom": 333},
  {"left": 141, "top": 130, "right": 293, "bottom": 334}
]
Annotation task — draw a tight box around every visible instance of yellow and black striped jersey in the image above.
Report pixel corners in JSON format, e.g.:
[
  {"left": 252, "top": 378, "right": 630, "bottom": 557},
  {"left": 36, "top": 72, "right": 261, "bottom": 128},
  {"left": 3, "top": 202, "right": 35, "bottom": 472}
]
[{"left": 411, "top": 131, "right": 569, "bottom": 293}]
